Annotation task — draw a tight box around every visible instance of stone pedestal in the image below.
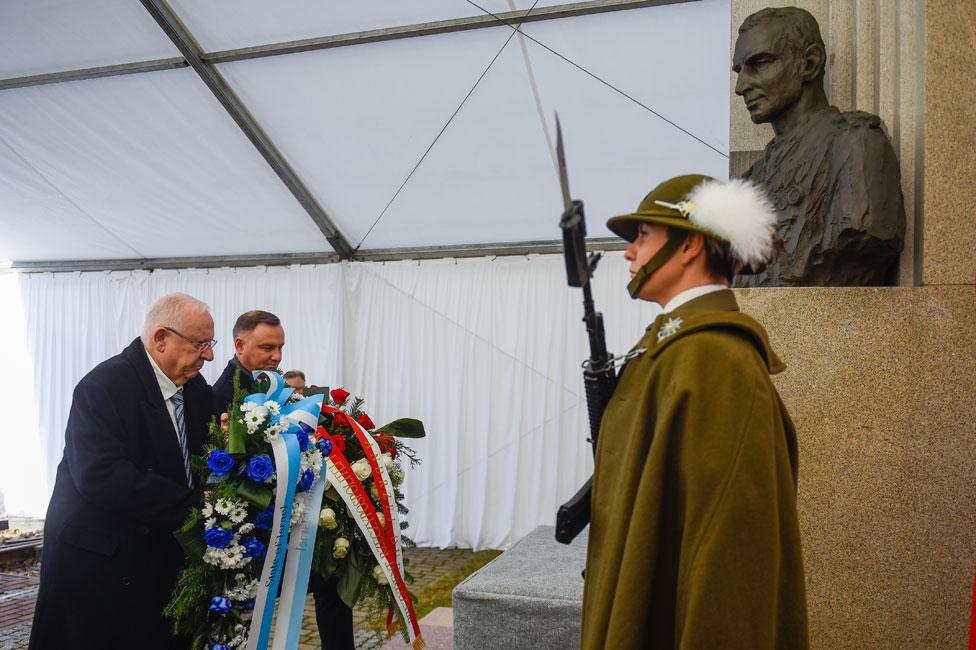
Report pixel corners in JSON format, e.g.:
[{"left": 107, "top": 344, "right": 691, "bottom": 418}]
[{"left": 452, "top": 525, "right": 587, "bottom": 650}]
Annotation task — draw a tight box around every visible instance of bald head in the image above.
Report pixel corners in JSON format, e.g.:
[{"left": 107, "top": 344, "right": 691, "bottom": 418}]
[
  {"left": 142, "top": 293, "right": 215, "bottom": 385},
  {"left": 142, "top": 293, "right": 210, "bottom": 344}
]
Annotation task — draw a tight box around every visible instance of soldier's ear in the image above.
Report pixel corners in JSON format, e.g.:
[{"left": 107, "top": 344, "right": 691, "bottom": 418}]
[
  {"left": 679, "top": 232, "right": 707, "bottom": 265},
  {"left": 800, "top": 43, "right": 826, "bottom": 82}
]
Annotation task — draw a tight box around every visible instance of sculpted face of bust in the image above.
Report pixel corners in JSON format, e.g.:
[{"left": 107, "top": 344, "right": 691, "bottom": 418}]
[{"left": 733, "top": 8, "right": 828, "bottom": 136}]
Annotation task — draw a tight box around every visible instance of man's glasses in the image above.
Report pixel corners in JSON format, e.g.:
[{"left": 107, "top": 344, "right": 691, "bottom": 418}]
[{"left": 164, "top": 326, "right": 217, "bottom": 352}]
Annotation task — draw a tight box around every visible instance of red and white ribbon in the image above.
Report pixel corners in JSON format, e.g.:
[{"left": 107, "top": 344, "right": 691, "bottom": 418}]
[{"left": 318, "top": 410, "right": 423, "bottom": 649}]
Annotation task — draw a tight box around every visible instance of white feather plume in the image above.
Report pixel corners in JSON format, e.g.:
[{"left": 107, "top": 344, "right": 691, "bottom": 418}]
[{"left": 685, "top": 178, "right": 777, "bottom": 267}]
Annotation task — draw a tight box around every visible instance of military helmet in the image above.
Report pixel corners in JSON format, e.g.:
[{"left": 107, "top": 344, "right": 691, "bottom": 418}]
[
  {"left": 606, "top": 174, "right": 718, "bottom": 243},
  {"left": 608, "top": 173, "right": 778, "bottom": 297},
  {"left": 607, "top": 173, "right": 777, "bottom": 271}
]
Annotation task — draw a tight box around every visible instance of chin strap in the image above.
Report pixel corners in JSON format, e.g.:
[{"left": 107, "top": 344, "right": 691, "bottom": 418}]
[{"left": 626, "top": 229, "right": 688, "bottom": 299}]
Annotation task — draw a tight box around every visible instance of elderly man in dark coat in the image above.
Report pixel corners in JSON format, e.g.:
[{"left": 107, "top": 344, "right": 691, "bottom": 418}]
[{"left": 30, "top": 293, "right": 215, "bottom": 650}]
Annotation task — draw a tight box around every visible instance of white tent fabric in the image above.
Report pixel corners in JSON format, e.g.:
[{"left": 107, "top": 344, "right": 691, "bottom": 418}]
[
  {"left": 0, "top": 69, "right": 331, "bottom": 261},
  {"left": 2, "top": 254, "right": 660, "bottom": 548},
  {"left": 0, "top": 0, "right": 730, "bottom": 263},
  {"left": 0, "top": 0, "right": 179, "bottom": 78},
  {"left": 0, "top": 0, "right": 730, "bottom": 549}
]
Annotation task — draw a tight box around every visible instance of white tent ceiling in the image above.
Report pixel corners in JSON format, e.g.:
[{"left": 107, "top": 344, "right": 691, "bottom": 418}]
[{"left": 0, "top": 0, "right": 731, "bottom": 267}]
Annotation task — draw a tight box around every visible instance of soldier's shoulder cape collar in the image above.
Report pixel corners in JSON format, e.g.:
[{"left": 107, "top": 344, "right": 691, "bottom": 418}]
[{"left": 644, "top": 290, "right": 785, "bottom": 374}]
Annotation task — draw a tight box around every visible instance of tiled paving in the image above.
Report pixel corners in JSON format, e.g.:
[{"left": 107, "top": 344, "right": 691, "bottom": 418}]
[
  {"left": 0, "top": 547, "right": 481, "bottom": 650},
  {"left": 0, "top": 574, "right": 39, "bottom": 650}
]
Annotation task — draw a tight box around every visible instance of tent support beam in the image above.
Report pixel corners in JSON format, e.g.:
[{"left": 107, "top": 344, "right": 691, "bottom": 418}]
[
  {"left": 0, "top": 59, "right": 187, "bottom": 91},
  {"left": 7, "top": 239, "right": 627, "bottom": 273},
  {"left": 0, "top": 0, "right": 692, "bottom": 91},
  {"left": 206, "top": 0, "right": 693, "bottom": 64},
  {"left": 139, "top": 0, "right": 355, "bottom": 257}
]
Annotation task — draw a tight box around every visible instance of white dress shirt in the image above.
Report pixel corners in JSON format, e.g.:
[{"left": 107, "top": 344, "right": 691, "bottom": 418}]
[
  {"left": 661, "top": 284, "right": 728, "bottom": 313},
  {"left": 144, "top": 347, "right": 182, "bottom": 442}
]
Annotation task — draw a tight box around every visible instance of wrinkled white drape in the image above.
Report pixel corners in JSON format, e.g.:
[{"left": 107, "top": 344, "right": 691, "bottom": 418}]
[{"left": 6, "top": 255, "right": 659, "bottom": 548}]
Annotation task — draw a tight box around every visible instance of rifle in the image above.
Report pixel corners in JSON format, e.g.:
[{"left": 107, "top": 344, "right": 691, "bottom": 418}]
[{"left": 554, "top": 116, "right": 618, "bottom": 545}]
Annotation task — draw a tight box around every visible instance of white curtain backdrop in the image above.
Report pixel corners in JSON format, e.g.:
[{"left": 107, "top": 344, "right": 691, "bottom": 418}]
[{"left": 3, "top": 255, "right": 659, "bottom": 548}]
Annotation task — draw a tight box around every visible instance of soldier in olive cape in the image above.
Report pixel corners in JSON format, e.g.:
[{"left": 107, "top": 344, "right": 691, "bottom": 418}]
[{"left": 579, "top": 174, "right": 808, "bottom": 649}]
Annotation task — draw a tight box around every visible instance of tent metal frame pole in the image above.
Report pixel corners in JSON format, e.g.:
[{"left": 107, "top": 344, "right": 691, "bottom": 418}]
[
  {"left": 139, "top": 0, "right": 355, "bottom": 257},
  {"left": 206, "top": 0, "right": 690, "bottom": 64},
  {"left": 0, "top": 0, "right": 691, "bottom": 91},
  {"left": 0, "top": 58, "right": 187, "bottom": 91},
  {"left": 6, "top": 238, "right": 627, "bottom": 273}
]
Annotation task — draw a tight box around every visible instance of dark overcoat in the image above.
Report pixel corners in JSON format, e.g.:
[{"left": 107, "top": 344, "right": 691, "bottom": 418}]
[
  {"left": 212, "top": 357, "right": 253, "bottom": 420},
  {"left": 30, "top": 337, "right": 210, "bottom": 649}
]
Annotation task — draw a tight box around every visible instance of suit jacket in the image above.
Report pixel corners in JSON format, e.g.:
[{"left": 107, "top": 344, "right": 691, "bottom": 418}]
[
  {"left": 212, "top": 357, "right": 254, "bottom": 419},
  {"left": 30, "top": 338, "right": 211, "bottom": 650}
]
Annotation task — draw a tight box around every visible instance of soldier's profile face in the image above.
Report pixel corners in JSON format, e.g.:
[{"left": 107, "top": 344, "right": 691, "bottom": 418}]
[{"left": 733, "top": 20, "right": 804, "bottom": 125}]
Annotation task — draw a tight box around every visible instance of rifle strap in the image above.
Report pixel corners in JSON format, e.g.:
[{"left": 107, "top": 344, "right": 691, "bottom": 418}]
[{"left": 626, "top": 228, "right": 688, "bottom": 298}]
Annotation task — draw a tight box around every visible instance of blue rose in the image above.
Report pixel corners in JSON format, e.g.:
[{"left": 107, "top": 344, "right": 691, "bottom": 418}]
[
  {"left": 317, "top": 437, "right": 333, "bottom": 457},
  {"left": 206, "top": 450, "right": 236, "bottom": 477},
  {"left": 204, "top": 526, "right": 234, "bottom": 549},
  {"left": 247, "top": 455, "right": 274, "bottom": 483},
  {"left": 296, "top": 469, "right": 315, "bottom": 493},
  {"left": 255, "top": 506, "right": 274, "bottom": 529},
  {"left": 242, "top": 536, "right": 265, "bottom": 558},
  {"left": 208, "top": 596, "right": 232, "bottom": 614},
  {"left": 242, "top": 597, "right": 255, "bottom": 610},
  {"left": 210, "top": 643, "right": 230, "bottom": 650},
  {"left": 296, "top": 427, "right": 310, "bottom": 452}
]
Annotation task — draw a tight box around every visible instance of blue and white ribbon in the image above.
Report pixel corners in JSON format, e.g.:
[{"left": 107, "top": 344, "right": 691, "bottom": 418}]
[
  {"left": 245, "top": 429, "right": 299, "bottom": 650},
  {"left": 272, "top": 448, "right": 328, "bottom": 650},
  {"left": 241, "top": 371, "right": 326, "bottom": 650}
]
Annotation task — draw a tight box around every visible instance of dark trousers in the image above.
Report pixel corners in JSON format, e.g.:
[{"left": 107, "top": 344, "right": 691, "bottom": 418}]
[{"left": 309, "top": 573, "right": 354, "bottom": 650}]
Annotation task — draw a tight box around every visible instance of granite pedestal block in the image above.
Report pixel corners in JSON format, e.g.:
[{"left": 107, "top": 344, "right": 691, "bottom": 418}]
[{"left": 453, "top": 525, "right": 588, "bottom": 650}]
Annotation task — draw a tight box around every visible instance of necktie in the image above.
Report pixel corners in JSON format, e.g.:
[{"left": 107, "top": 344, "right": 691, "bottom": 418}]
[{"left": 171, "top": 388, "right": 192, "bottom": 486}]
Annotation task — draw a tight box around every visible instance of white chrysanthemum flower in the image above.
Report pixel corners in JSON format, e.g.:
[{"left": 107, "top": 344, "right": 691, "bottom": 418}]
[
  {"left": 263, "top": 400, "right": 280, "bottom": 415},
  {"left": 309, "top": 451, "right": 323, "bottom": 472},
  {"left": 224, "top": 575, "right": 259, "bottom": 601},
  {"left": 290, "top": 499, "right": 305, "bottom": 528},
  {"left": 244, "top": 411, "right": 265, "bottom": 433},
  {"left": 240, "top": 401, "right": 256, "bottom": 413},
  {"left": 351, "top": 458, "right": 371, "bottom": 481},
  {"left": 215, "top": 499, "right": 231, "bottom": 516},
  {"left": 201, "top": 503, "right": 214, "bottom": 518},
  {"left": 205, "top": 517, "right": 217, "bottom": 529},
  {"left": 237, "top": 523, "right": 254, "bottom": 536}
]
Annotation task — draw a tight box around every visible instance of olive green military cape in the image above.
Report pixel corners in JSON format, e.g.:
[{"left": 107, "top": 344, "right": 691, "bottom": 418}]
[{"left": 580, "top": 289, "right": 808, "bottom": 650}]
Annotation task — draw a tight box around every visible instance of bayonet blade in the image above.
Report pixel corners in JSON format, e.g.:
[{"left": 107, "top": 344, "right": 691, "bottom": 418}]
[{"left": 555, "top": 113, "right": 573, "bottom": 213}]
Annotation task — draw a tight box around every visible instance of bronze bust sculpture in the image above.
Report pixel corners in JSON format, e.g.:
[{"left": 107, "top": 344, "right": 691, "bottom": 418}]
[{"left": 732, "top": 7, "right": 905, "bottom": 286}]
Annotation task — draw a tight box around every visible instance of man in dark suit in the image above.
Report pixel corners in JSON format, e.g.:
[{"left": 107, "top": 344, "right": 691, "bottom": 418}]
[
  {"left": 30, "top": 293, "right": 216, "bottom": 650},
  {"left": 214, "top": 312, "right": 354, "bottom": 650},
  {"left": 211, "top": 310, "right": 284, "bottom": 417}
]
